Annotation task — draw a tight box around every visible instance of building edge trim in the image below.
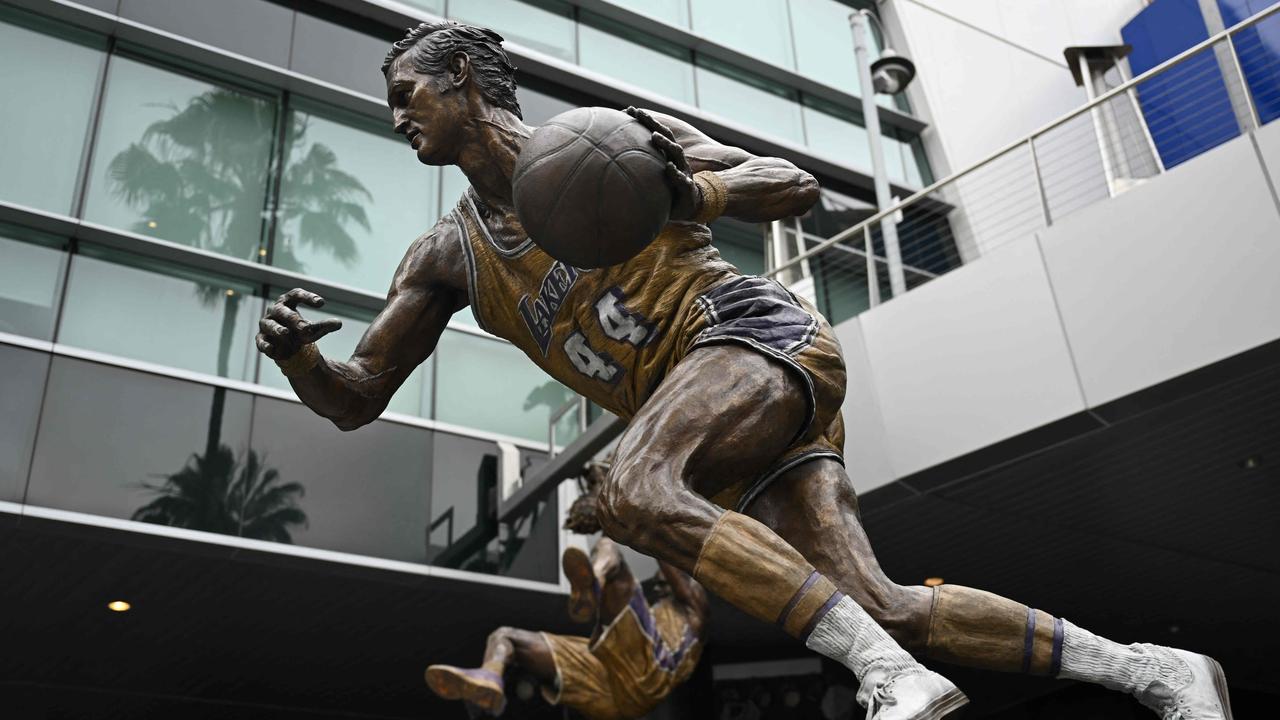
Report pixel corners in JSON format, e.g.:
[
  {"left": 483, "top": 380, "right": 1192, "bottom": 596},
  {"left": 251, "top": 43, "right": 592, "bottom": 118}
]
[{"left": 2, "top": 504, "right": 567, "bottom": 595}]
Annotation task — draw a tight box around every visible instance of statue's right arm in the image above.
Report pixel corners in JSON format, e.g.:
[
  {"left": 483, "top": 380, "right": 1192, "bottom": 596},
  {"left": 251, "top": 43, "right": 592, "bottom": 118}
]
[{"left": 255, "top": 215, "right": 469, "bottom": 431}]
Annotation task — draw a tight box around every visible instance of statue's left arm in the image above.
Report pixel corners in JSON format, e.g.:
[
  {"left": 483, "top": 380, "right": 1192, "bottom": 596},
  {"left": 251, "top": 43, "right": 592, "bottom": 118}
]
[{"left": 625, "top": 107, "right": 820, "bottom": 224}]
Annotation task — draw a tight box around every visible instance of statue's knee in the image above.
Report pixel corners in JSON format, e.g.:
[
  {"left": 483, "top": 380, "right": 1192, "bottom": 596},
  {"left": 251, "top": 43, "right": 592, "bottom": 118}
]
[
  {"left": 595, "top": 465, "right": 664, "bottom": 551},
  {"left": 865, "top": 583, "right": 932, "bottom": 650}
]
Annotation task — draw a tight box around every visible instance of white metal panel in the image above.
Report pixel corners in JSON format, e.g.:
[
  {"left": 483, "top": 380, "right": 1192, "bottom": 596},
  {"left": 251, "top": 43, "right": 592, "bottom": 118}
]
[
  {"left": 1253, "top": 119, "right": 1280, "bottom": 200},
  {"left": 832, "top": 317, "right": 899, "bottom": 494},
  {"left": 1039, "top": 134, "right": 1280, "bottom": 407},
  {"left": 859, "top": 239, "right": 1086, "bottom": 478},
  {"left": 895, "top": 0, "right": 1085, "bottom": 170}
]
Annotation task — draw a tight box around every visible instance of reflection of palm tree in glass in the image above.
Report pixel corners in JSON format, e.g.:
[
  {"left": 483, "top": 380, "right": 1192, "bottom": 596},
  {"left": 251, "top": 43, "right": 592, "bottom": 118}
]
[
  {"left": 109, "top": 89, "right": 366, "bottom": 538},
  {"left": 132, "top": 445, "right": 308, "bottom": 543}
]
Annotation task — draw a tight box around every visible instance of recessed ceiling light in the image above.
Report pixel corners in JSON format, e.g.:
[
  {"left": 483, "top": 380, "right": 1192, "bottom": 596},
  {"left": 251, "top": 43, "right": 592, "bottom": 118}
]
[
  {"left": 924, "top": 577, "right": 944, "bottom": 587},
  {"left": 146, "top": 221, "right": 157, "bottom": 229},
  {"left": 1239, "top": 455, "right": 1263, "bottom": 470},
  {"left": 107, "top": 600, "right": 131, "bottom": 612}
]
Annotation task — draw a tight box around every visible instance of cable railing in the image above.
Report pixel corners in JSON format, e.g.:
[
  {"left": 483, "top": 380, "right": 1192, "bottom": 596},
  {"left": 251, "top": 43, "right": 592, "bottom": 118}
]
[{"left": 767, "top": 2, "right": 1280, "bottom": 326}]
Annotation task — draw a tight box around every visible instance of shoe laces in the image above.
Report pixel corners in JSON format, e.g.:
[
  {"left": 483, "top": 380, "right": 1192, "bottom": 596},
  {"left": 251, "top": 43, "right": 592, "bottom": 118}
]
[
  {"left": 1163, "top": 698, "right": 1196, "bottom": 720},
  {"left": 864, "top": 671, "right": 907, "bottom": 718}
]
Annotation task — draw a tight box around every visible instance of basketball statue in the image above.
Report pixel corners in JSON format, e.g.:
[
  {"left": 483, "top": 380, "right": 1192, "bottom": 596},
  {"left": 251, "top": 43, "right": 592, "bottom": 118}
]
[
  {"left": 424, "top": 463, "right": 708, "bottom": 719},
  {"left": 254, "top": 20, "right": 1233, "bottom": 720}
]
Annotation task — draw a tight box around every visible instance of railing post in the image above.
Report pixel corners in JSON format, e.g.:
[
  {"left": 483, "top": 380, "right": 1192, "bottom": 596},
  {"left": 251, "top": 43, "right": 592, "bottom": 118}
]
[
  {"left": 864, "top": 224, "right": 881, "bottom": 308},
  {"left": 1027, "top": 136, "right": 1053, "bottom": 228},
  {"left": 1225, "top": 33, "right": 1261, "bottom": 130}
]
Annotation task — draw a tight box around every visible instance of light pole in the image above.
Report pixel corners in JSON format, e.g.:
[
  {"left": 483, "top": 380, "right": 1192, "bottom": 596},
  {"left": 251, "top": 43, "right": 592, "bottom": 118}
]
[{"left": 850, "top": 9, "right": 916, "bottom": 299}]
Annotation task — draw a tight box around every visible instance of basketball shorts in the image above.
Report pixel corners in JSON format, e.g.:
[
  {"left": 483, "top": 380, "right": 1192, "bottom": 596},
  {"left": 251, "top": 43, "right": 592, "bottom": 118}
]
[
  {"left": 541, "top": 592, "right": 701, "bottom": 720},
  {"left": 685, "top": 275, "right": 847, "bottom": 512}
]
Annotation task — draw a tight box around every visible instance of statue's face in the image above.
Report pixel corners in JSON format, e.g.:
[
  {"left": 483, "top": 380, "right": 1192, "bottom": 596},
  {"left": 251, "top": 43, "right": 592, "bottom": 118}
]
[{"left": 385, "top": 53, "right": 466, "bottom": 166}]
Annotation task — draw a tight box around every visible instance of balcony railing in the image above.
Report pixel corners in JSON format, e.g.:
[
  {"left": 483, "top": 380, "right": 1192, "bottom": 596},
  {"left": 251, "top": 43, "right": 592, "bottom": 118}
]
[{"left": 766, "top": 2, "right": 1280, "bottom": 323}]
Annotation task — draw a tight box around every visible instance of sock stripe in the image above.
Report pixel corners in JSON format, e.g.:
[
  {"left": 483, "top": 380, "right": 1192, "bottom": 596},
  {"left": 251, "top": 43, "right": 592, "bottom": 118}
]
[
  {"left": 1050, "top": 617, "right": 1065, "bottom": 676},
  {"left": 800, "top": 590, "right": 844, "bottom": 643},
  {"left": 1021, "top": 606, "right": 1037, "bottom": 673},
  {"left": 776, "top": 570, "right": 820, "bottom": 627}
]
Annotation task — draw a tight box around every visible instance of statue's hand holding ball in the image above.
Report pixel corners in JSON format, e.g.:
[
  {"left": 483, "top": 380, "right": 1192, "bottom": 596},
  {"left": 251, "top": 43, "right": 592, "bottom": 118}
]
[{"left": 512, "top": 106, "right": 703, "bottom": 269}]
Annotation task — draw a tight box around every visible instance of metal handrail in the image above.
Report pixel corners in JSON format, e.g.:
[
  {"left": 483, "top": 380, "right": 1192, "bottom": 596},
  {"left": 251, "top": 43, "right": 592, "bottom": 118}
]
[{"left": 767, "top": 1, "right": 1280, "bottom": 279}]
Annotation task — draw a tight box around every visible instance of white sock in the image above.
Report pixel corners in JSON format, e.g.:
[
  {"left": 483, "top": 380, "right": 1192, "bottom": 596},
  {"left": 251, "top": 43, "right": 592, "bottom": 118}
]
[
  {"left": 804, "top": 595, "right": 919, "bottom": 679},
  {"left": 1057, "top": 620, "right": 1188, "bottom": 694}
]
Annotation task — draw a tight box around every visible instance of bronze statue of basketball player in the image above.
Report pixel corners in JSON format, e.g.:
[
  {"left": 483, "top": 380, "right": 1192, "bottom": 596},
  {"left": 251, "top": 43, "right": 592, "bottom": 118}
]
[
  {"left": 425, "top": 464, "right": 708, "bottom": 719},
  {"left": 255, "top": 20, "right": 1233, "bottom": 720}
]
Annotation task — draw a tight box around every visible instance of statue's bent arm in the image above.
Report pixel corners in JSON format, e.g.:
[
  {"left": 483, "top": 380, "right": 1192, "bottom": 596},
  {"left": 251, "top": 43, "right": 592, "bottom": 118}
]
[{"left": 645, "top": 109, "right": 821, "bottom": 223}]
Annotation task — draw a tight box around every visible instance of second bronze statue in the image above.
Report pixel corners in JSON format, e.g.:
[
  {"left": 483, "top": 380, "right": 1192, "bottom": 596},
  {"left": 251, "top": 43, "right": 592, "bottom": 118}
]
[{"left": 253, "top": 19, "right": 1233, "bottom": 720}]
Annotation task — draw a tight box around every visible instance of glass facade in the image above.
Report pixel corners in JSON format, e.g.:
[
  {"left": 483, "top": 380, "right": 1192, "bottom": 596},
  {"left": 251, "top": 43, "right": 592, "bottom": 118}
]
[
  {"left": 0, "top": 226, "right": 67, "bottom": 341},
  {"left": 695, "top": 56, "right": 806, "bottom": 144},
  {"left": 0, "top": 10, "right": 103, "bottom": 215},
  {"left": 82, "top": 55, "right": 277, "bottom": 261},
  {"left": 273, "top": 101, "right": 438, "bottom": 295},
  {"left": 449, "top": 0, "right": 576, "bottom": 62},
  {"left": 0, "top": 0, "right": 942, "bottom": 588},
  {"left": 60, "top": 248, "right": 263, "bottom": 380},
  {"left": 314, "top": 0, "right": 933, "bottom": 181},
  {"left": 691, "top": 0, "right": 796, "bottom": 70},
  {"left": 434, "top": 330, "right": 575, "bottom": 441},
  {"left": 579, "top": 12, "right": 697, "bottom": 105}
]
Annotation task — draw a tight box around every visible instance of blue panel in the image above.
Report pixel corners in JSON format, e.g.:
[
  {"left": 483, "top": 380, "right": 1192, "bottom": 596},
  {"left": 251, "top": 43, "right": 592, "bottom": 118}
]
[
  {"left": 1122, "top": 0, "right": 1239, "bottom": 167},
  {"left": 1218, "top": 0, "right": 1280, "bottom": 123}
]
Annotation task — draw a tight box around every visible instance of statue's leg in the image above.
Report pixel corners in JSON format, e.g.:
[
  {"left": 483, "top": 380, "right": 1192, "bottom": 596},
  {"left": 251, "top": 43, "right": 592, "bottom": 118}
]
[
  {"left": 425, "top": 627, "right": 554, "bottom": 716},
  {"left": 564, "top": 537, "right": 639, "bottom": 638},
  {"left": 596, "top": 345, "right": 964, "bottom": 716},
  {"left": 749, "top": 459, "right": 1233, "bottom": 716}
]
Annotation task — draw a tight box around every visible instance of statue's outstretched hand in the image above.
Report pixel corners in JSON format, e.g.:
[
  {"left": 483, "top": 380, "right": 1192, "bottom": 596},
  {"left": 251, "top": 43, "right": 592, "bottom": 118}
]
[
  {"left": 256, "top": 288, "right": 342, "bottom": 361},
  {"left": 625, "top": 106, "right": 700, "bottom": 222}
]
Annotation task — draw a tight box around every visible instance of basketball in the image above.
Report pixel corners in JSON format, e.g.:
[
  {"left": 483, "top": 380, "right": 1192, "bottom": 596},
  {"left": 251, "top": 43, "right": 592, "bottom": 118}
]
[{"left": 512, "top": 107, "right": 670, "bottom": 269}]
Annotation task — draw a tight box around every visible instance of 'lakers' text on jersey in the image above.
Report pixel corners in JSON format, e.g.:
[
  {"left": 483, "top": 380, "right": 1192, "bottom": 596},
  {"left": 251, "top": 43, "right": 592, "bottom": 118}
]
[
  {"left": 451, "top": 191, "right": 735, "bottom": 420},
  {"left": 450, "top": 190, "right": 848, "bottom": 512}
]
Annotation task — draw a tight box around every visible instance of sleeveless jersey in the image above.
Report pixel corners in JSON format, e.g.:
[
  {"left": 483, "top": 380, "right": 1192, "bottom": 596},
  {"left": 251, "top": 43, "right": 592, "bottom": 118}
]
[{"left": 451, "top": 190, "right": 736, "bottom": 421}]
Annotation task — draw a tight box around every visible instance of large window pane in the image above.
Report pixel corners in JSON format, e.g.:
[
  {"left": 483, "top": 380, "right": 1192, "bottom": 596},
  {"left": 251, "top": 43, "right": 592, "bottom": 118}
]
[
  {"left": 517, "top": 80, "right": 578, "bottom": 125},
  {"left": 58, "top": 248, "right": 263, "bottom": 381},
  {"left": 605, "top": 0, "right": 689, "bottom": 27},
  {"left": 710, "top": 218, "right": 765, "bottom": 276},
  {"left": 429, "top": 432, "right": 557, "bottom": 583},
  {"left": 26, "top": 357, "right": 255, "bottom": 524},
  {"left": 257, "top": 292, "right": 432, "bottom": 419},
  {"left": 579, "top": 12, "right": 696, "bottom": 105},
  {"left": 0, "top": 10, "right": 104, "bottom": 215},
  {"left": 790, "top": 0, "right": 862, "bottom": 95},
  {"left": 434, "top": 329, "right": 573, "bottom": 442},
  {"left": 273, "top": 101, "right": 436, "bottom": 295},
  {"left": 0, "top": 344, "right": 49, "bottom": 503},
  {"left": 396, "top": 0, "right": 444, "bottom": 15},
  {"left": 82, "top": 55, "right": 277, "bottom": 261},
  {"left": 249, "top": 396, "right": 433, "bottom": 562},
  {"left": 802, "top": 98, "right": 872, "bottom": 171},
  {"left": 448, "top": 0, "right": 576, "bottom": 62},
  {"left": 691, "top": 0, "right": 795, "bottom": 69},
  {"left": 0, "top": 227, "right": 68, "bottom": 341},
  {"left": 695, "top": 58, "right": 805, "bottom": 144}
]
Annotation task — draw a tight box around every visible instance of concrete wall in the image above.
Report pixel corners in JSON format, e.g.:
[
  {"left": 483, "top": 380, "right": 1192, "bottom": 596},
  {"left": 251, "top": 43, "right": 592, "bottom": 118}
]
[
  {"left": 837, "top": 124, "right": 1280, "bottom": 493},
  {"left": 886, "top": 0, "right": 1148, "bottom": 174}
]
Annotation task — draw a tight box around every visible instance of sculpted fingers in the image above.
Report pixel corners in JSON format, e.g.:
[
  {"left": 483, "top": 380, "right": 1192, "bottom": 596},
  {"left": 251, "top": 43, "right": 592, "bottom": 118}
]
[
  {"left": 651, "top": 132, "right": 690, "bottom": 173},
  {"left": 298, "top": 317, "right": 343, "bottom": 344},
  {"left": 277, "top": 288, "right": 325, "bottom": 310},
  {"left": 626, "top": 106, "right": 675, "bottom": 141},
  {"left": 260, "top": 316, "right": 288, "bottom": 337}
]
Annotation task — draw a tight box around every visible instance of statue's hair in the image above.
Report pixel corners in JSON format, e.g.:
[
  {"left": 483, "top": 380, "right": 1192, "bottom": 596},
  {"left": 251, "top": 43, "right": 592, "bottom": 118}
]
[{"left": 381, "top": 21, "right": 522, "bottom": 119}]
